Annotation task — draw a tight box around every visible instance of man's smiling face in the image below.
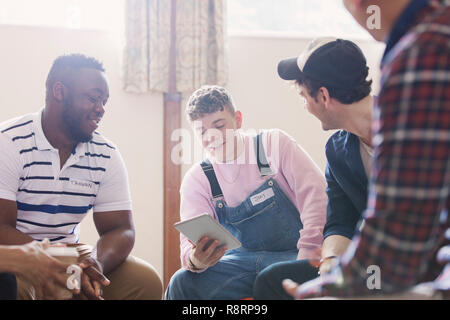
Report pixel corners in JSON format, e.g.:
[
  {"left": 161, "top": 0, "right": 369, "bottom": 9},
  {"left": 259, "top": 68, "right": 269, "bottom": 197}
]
[
  {"left": 192, "top": 108, "right": 242, "bottom": 160},
  {"left": 61, "top": 68, "right": 109, "bottom": 143}
]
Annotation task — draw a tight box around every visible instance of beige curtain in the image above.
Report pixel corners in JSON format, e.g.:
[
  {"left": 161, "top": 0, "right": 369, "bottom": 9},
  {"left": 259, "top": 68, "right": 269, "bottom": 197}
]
[{"left": 123, "top": 0, "right": 227, "bottom": 94}]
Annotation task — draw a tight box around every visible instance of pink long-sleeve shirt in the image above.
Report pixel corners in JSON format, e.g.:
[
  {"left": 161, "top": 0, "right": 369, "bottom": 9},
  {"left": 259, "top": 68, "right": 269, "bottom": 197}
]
[{"left": 179, "top": 129, "right": 327, "bottom": 272}]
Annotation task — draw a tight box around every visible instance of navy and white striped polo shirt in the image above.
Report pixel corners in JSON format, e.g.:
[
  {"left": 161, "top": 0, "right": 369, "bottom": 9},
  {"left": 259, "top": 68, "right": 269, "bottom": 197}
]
[{"left": 0, "top": 110, "right": 132, "bottom": 243}]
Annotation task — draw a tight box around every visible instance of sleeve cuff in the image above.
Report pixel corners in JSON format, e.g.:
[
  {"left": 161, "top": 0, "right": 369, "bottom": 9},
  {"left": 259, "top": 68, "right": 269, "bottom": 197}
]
[
  {"left": 93, "top": 200, "right": 132, "bottom": 213},
  {"left": 0, "top": 191, "right": 16, "bottom": 202},
  {"left": 323, "top": 229, "right": 354, "bottom": 241}
]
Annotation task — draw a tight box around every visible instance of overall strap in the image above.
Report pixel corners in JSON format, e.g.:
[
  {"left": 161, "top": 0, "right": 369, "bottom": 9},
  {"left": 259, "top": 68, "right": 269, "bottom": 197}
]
[
  {"left": 254, "top": 131, "right": 273, "bottom": 176},
  {"left": 200, "top": 159, "right": 223, "bottom": 199}
]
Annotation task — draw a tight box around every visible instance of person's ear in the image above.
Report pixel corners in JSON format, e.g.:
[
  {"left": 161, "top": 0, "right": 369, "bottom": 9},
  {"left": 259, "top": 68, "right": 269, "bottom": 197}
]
[
  {"left": 318, "top": 87, "right": 331, "bottom": 108},
  {"left": 235, "top": 110, "right": 243, "bottom": 129},
  {"left": 52, "top": 81, "right": 67, "bottom": 103}
]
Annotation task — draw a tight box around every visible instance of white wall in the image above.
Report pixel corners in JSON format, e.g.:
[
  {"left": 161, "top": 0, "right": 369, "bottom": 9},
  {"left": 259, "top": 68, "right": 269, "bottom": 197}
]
[{"left": 0, "top": 24, "right": 385, "bottom": 279}]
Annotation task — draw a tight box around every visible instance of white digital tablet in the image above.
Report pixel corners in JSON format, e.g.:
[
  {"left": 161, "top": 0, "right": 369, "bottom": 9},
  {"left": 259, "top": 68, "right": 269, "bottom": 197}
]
[{"left": 174, "top": 214, "right": 242, "bottom": 250}]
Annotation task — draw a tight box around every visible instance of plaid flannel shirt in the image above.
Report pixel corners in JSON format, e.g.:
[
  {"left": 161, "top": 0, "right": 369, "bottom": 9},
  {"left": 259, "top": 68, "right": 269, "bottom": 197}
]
[{"left": 325, "top": 2, "right": 450, "bottom": 297}]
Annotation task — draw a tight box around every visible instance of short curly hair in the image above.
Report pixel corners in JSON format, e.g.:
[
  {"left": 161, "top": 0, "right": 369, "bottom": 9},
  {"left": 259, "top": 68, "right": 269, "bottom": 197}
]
[
  {"left": 45, "top": 53, "right": 105, "bottom": 98},
  {"left": 186, "top": 85, "right": 236, "bottom": 121}
]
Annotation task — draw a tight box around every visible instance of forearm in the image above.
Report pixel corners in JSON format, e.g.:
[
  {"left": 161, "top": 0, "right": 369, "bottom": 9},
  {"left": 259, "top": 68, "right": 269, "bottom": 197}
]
[
  {"left": 321, "top": 235, "right": 351, "bottom": 259},
  {"left": 280, "top": 131, "right": 327, "bottom": 260},
  {"left": 0, "top": 224, "right": 34, "bottom": 245},
  {"left": 295, "top": 186, "right": 328, "bottom": 260},
  {"left": 297, "top": 226, "right": 324, "bottom": 260},
  {"left": 0, "top": 246, "right": 23, "bottom": 274},
  {"left": 94, "top": 227, "right": 135, "bottom": 274}
]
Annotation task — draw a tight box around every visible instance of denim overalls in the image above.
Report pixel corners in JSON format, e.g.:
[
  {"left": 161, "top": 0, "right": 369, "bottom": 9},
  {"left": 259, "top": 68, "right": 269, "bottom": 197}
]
[{"left": 166, "top": 133, "right": 303, "bottom": 299}]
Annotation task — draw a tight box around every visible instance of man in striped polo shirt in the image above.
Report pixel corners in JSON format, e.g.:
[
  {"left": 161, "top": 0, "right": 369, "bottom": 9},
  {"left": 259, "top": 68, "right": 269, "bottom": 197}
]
[{"left": 0, "top": 54, "right": 163, "bottom": 300}]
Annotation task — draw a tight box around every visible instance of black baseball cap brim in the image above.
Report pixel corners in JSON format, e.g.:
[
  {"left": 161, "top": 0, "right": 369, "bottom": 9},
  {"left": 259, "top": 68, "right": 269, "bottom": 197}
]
[{"left": 277, "top": 57, "right": 302, "bottom": 81}]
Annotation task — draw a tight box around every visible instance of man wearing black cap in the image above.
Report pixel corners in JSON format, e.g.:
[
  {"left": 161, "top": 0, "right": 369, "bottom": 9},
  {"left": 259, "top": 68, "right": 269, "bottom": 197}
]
[{"left": 253, "top": 37, "right": 375, "bottom": 300}]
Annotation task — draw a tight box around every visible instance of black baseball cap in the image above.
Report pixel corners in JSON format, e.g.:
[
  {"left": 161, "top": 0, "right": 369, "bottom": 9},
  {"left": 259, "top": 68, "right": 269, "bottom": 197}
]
[{"left": 277, "top": 37, "right": 369, "bottom": 89}]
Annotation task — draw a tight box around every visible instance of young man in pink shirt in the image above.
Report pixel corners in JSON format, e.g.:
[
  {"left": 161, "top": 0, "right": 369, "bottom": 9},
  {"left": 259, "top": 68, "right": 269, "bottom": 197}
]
[{"left": 165, "top": 85, "right": 327, "bottom": 299}]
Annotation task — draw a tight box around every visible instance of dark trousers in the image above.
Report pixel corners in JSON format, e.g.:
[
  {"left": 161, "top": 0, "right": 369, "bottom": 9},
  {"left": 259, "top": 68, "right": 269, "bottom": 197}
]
[
  {"left": 253, "top": 259, "right": 318, "bottom": 300},
  {"left": 0, "top": 273, "right": 17, "bottom": 300}
]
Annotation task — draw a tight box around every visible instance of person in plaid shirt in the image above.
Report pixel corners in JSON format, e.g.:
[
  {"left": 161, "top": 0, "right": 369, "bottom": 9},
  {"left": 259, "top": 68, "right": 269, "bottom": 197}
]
[{"left": 284, "top": 0, "right": 450, "bottom": 298}]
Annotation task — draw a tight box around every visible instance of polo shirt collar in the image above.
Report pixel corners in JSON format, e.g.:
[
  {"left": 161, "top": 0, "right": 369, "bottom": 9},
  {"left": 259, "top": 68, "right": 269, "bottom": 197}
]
[
  {"left": 382, "top": 0, "right": 430, "bottom": 65},
  {"left": 33, "top": 108, "right": 87, "bottom": 157},
  {"left": 73, "top": 140, "right": 87, "bottom": 158}
]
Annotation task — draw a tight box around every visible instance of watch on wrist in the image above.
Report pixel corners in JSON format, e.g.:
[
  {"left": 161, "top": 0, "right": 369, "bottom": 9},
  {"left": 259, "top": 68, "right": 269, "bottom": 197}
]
[
  {"left": 317, "top": 256, "right": 338, "bottom": 275},
  {"left": 188, "top": 256, "right": 202, "bottom": 271},
  {"left": 319, "top": 256, "right": 337, "bottom": 266}
]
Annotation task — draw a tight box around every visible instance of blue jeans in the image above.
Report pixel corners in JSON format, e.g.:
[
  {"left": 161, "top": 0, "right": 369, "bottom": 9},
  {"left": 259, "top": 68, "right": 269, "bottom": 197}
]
[
  {"left": 0, "top": 273, "right": 17, "bottom": 300},
  {"left": 165, "top": 249, "right": 298, "bottom": 300},
  {"left": 253, "top": 259, "right": 319, "bottom": 300}
]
